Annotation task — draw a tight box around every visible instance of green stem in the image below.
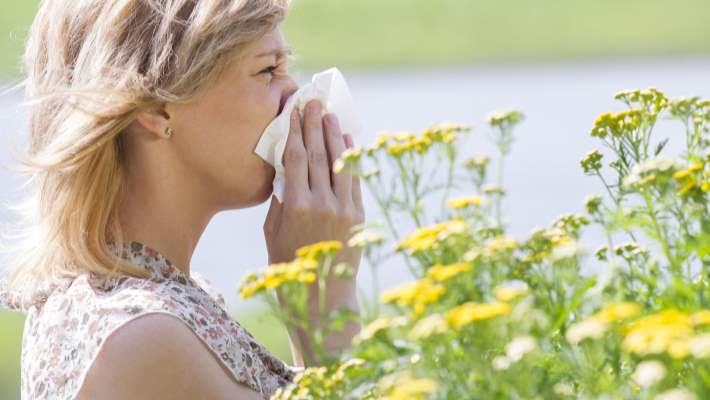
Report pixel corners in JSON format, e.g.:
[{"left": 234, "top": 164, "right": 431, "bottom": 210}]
[{"left": 641, "top": 192, "right": 678, "bottom": 275}]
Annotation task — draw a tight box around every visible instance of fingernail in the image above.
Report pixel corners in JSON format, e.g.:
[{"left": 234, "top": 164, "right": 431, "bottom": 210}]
[{"left": 324, "top": 113, "right": 336, "bottom": 126}]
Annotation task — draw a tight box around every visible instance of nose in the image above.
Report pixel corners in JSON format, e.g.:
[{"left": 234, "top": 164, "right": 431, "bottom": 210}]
[{"left": 279, "top": 74, "right": 299, "bottom": 115}]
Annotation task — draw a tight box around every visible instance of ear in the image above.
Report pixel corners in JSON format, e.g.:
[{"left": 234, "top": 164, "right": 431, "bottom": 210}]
[{"left": 133, "top": 103, "right": 171, "bottom": 139}]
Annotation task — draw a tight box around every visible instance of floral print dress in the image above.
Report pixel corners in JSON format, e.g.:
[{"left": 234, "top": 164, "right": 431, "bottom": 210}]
[{"left": 0, "top": 241, "right": 301, "bottom": 400}]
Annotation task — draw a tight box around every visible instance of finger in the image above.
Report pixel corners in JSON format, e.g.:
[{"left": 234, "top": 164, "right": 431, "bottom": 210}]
[
  {"left": 302, "top": 99, "right": 332, "bottom": 196},
  {"left": 323, "top": 113, "right": 352, "bottom": 202},
  {"left": 283, "top": 107, "right": 310, "bottom": 201},
  {"left": 344, "top": 134, "right": 364, "bottom": 212}
]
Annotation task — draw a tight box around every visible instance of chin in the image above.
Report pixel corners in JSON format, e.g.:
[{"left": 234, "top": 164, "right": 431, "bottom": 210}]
[
  {"left": 241, "top": 175, "right": 275, "bottom": 208},
  {"left": 225, "top": 162, "right": 276, "bottom": 209}
]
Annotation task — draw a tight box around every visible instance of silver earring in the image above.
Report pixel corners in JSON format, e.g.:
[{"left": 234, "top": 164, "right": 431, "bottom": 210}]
[{"left": 164, "top": 127, "right": 173, "bottom": 138}]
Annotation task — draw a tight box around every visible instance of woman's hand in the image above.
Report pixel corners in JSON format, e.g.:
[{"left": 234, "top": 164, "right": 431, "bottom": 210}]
[
  {"left": 263, "top": 99, "right": 365, "bottom": 271},
  {"left": 262, "top": 99, "right": 364, "bottom": 366}
]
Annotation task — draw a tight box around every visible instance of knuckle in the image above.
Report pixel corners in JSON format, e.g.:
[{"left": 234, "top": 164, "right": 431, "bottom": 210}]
[
  {"left": 342, "top": 204, "right": 364, "bottom": 224},
  {"left": 308, "top": 150, "right": 328, "bottom": 165},
  {"left": 305, "top": 106, "right": 322, "bottom": 124},
  {"left": 323, "top": 113, "right": 340, "bottom": 130},
  {"left": 306, "top": 99, "right": 322, "bottom": 113},
  {"left": 284, "top": 147, "right": 305, "bottom": 164},
  {"left": 287, "top": 201, "right": 310, "bottom": 217},
  {"left": 315, "top": 202, "right": 337, "bottom": 219}
]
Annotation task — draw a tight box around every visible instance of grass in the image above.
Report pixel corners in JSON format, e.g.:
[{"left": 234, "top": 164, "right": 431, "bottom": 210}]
[
  {"left": 0, "top": 307, "right": 291, "bottom": 400},
  {"left": 282, "top": 0, "right": 710, "bottom": 70},
  {"left": 1, "top": 0, "right": 709, "bottom": 78},
  {"left": 0, "top": 311, "right": 24, "bottom": 400},
  {"left": 0, "top": 1, "right": 37, "bottom": 80}
]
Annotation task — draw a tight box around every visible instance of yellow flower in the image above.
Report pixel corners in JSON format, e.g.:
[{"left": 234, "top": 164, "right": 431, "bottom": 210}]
[
  {"left": 392, "top": 131, "right": 416, "bottom": 142},
  {"left": 441, "top": 131, "right": 457, "bottom": 144},
  {"left": 467, "top": 234, "right": 518, "bottom": 262},
  {"left": 566, "top": 318, "right": 608, "bottom": 344},
  {"left": 622, "top": 310, "right": 692, "bottom": 358},
  {"left": 673, "top": 162, "right": 704, "bottom": 180},
  {"left": 493, "top": 285, "right": 529, "bottom": 302},
  {"left": 370, "top": 132, "right": 390, "bottom": 151},
  {"left": 387, "top": 142, "right": 414, "bottom": 157},
  {"left": 677, "top": 180, "right": 697, "bottom": 196},
  {"left": 446, "top": 195, "right": 485, "bottom": 209},
  {"left": 444, "top": 301, "right": 511, "bottom": 330},
  {"left": 296, "top": 240, "right": 342, "bottom": 260},
  {"left": 637, "top": 174, "right": 655, "bottom": 186},
  {"left": 333, "top": 147, "right": 363, "bottom": 173},
  {"left": 487, "top": 110, "right": 525, "bottom": 128},
  {"left": 594, "top": 302, "right": 641, "bottom": 323},
  {"left": 378, "top": 372, "right": 439, "bottom": 400},
  {"left": 411, "top": 136, "right": 433, "bottom": 153},
  {"left": 353, "top": 316, "right": 408, "bottom": 344},
  {"left": 380, "top": 278, "right": 446, "bottom": 317},
  {"left": 238, "top": 259, "right": 318, "bottom": 299},
  {"left": 347, "top": 230, "right": 384, "bottom": 248},
  {"left": 691, "top": 310, "right": 710, "bottom": 325},
  {"left": 238, "top": 272, "right": 263, "bottom": 299},
  {"left": 331, "top": 358, "right": 366, "bottom": 382},
  {"left": 409, "top": 313, "right": 449, "bottom": 340},
  {"left": 395, "top": 219, "right": 468, "bottom": 254},
  {"left": 426, "top": 262, "right": 472, "bottom": 282},
  {"left": 422, "top": 122, "right": 471, "bottom": 144},
  {"left": 489, "top": 235, "right": 518, "bottom": 251},
  {"left": 565, "top": 303, "right": 641, "bottom": 345}
]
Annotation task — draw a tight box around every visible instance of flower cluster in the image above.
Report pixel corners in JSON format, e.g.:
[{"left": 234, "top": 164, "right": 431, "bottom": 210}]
[
  {"left": 394, "top": 218, "right": 470, "bottom": 254},
  {"left": 622, "top": 157, "right": 681, "bottom": 189},
  {"left": 591, "top": 109, "right": 647, "bottom": 139},
  {"left": 255, "top": 87, "right": 710, "bottom": 399},
  {"left": 379, "top": 278, "right": 446, "bottom": 318},
  {"left": 445, "top": 195, "right": 485, "bottom": 209},
  {"left": 580, "top": 149, "right": 603, "bottom": 174},
  {"left": 614, "top": 87, "right": 668, "bottom": 117},
  {"left": 486, "top": 110, "right": 525, "bottom": 129},
  {"left": 238, "top": 258, "right": 318, "bottom": 299}
]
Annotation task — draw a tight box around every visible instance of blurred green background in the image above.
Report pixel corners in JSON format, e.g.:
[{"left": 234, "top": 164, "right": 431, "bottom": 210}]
[
  {"left": 1, "top": 0, "right": 709, "bottom": 398},
  {"left": 1, "top": 0, "right": 710, "bottom": 78}
]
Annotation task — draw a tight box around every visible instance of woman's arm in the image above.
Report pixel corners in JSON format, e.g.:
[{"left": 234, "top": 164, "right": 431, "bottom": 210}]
[
  {"left": 278, "top": 274, "right": 361, "bottom": 367},
  {"left": 76, "top": 313, "right": 263, "bottom": 400}
]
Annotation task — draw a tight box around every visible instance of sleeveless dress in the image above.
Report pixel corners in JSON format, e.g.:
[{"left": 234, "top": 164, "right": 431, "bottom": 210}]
[{"left": 0, "top": 240, "right": 301, "bottom": 399}]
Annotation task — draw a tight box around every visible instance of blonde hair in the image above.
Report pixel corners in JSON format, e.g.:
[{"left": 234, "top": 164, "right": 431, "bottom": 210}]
[{"left": 0, "top": 0, "right": 291, "bottom": 309}]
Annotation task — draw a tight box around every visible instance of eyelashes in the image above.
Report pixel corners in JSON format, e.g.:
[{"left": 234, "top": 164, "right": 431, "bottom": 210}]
[
  {"left": 261, "top": 65, "right": 278, "bottom": 76},
  {"left": 260, "top": 56, "right": 295, "bottom": 78}
]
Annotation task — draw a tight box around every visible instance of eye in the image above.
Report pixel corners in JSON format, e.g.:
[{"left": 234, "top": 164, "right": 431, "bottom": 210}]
[{"left": 260, "top": 65, "right": 278, "bottom": 76}]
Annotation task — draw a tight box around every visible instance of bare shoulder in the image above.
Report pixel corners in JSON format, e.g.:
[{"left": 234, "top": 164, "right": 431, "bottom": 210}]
[{"left": 76, "top": 312, "right": 263, "bottom": 400}]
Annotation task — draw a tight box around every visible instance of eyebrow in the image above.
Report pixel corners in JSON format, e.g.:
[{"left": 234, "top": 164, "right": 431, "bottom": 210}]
[{"left": 255, "top": 45, "right": 294, "bottom": 59}]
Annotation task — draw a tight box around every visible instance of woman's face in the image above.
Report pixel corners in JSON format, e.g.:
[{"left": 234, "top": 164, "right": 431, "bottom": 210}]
[{"left": 165, "top": 26, "right": 298, "bottom": 211}]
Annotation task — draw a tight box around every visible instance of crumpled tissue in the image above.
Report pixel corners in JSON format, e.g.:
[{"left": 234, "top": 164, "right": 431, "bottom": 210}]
[{"left": 253, "top": 67, "right": 362, "bottom": 202}]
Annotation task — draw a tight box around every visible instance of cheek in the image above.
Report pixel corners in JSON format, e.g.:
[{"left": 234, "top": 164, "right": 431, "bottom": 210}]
[{"left": 171, "top": 81, "right": 281, "bottom": 195}]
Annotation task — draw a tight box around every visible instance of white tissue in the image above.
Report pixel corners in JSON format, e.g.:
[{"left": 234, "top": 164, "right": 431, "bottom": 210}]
[{"left": 254, "top": 67, "right": 362, "bottom": 202}]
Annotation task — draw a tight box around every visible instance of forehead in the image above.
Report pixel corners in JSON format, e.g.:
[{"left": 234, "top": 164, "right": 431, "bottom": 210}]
[{"left": 245, "top": 28, "right": 287, "bottom": 57}]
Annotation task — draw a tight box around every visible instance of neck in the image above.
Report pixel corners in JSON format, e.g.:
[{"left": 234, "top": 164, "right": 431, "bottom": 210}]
[{"left": 117, "top": 150, "right": 215, "bottom": 276}]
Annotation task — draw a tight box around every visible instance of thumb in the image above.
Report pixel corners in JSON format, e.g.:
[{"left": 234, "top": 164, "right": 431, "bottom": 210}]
[{"left": 263, "top": 194, "right": 283, "bottom": 235}]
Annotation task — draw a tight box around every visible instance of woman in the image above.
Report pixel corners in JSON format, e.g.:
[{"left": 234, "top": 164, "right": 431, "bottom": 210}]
[{"left": 0, "top": 0, "right": 364, "bottom": 398}]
